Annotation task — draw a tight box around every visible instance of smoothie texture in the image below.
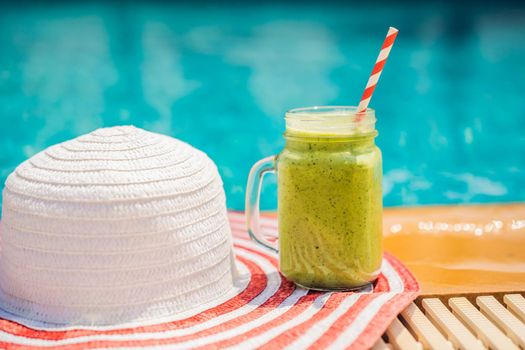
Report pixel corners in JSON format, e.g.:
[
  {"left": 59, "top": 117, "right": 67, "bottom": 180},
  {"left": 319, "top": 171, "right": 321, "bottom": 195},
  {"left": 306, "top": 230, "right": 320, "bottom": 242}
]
[{"left": 277, "top": 111, "right": 382, "bottom": 290}]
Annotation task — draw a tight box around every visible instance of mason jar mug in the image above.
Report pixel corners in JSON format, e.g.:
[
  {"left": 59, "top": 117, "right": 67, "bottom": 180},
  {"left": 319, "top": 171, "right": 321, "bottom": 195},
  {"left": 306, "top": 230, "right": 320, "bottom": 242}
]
[{"left": 246, "top": 106, "right": 382, "bottom": 291}]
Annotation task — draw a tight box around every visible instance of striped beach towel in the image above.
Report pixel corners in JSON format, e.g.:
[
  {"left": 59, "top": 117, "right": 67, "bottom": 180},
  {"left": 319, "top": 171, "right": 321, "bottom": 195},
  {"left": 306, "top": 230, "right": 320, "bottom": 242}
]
[{"left": 0, "top": 212, "right": 419, "bottom": 349}]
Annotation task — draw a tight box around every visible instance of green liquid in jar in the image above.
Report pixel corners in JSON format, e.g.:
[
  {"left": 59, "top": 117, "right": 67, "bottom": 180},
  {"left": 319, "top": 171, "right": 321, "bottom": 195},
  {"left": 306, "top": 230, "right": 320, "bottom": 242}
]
[{"left": 277, "top": 130, "right": 382, "bottom": 290}]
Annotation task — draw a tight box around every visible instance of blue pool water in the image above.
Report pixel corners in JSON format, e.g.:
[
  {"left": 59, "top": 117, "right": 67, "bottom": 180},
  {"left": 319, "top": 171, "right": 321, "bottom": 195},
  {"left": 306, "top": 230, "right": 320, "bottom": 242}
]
[{"left": 0, "top": 2, "right": 524, "bottom": 210}]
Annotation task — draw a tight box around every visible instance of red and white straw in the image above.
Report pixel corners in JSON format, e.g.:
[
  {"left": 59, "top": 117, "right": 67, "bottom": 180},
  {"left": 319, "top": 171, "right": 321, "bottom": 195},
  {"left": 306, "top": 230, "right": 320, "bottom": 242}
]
[{"left": 356, "top": 27, "right": 399, "bottom": 115}]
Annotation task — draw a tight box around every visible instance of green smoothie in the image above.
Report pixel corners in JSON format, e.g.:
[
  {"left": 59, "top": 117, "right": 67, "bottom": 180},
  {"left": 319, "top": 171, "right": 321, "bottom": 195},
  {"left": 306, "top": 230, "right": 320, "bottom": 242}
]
[{"left": 277, "top": 128, "right": 382, "bottom": 290}]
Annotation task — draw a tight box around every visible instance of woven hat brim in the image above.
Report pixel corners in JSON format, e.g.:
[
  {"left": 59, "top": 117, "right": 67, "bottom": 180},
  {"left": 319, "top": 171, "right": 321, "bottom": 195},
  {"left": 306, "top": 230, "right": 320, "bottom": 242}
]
[{"left": 0, "top": 212, "right": 419, "bottom": 349}]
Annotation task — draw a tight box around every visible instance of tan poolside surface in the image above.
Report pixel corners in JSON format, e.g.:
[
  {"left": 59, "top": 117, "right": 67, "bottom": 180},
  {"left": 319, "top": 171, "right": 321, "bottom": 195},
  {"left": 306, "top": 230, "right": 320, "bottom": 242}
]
[
  {"left": 266, "top": 203, "right": 525, "bottom": 295},
  {"left": 383, "top": 203, "right": 525, "bottom": 295}
]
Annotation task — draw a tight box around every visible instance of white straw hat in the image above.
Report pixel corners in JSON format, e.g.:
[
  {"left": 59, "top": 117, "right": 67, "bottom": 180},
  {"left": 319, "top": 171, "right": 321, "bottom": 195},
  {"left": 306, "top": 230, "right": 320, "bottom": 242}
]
[
  {"left": 0, "top": 125, "right": 238, "bottom": 326},
  {"left": 0, "top": 126, "right": 419, "bottom": 349}
]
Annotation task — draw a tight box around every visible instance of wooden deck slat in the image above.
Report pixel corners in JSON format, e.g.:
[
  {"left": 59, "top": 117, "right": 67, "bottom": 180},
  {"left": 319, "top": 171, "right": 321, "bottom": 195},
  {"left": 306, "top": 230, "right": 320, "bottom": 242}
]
[
  {"left": 400, "top": 302, "right": 453, "bottom": 350},
  {"left": 421, "top": 298, "right": 486, "bottom": 350},
  {"left": 477, "top": 295, "right": 525, "bottom": 349},
  {"left": 385, "top": 317, "right": 423, "bottom": 350},
  {"left": 448, "top": 297, "right": 518, "bottom": 350},
  {"left": 371, "top": 337, "right": 393, "bottom": 350},
  {"left": 503, "top": 294, "right": 525, "bottom": 322}
]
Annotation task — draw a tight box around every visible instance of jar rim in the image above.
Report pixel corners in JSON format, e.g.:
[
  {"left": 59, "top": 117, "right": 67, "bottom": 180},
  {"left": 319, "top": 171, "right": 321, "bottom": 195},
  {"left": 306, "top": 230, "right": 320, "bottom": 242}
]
[
  {"left": 286, "top": 105, "right": 375, "bottom": 117},
  {"left": 285, "top": 106, "right": 376, "bottom": 135}
]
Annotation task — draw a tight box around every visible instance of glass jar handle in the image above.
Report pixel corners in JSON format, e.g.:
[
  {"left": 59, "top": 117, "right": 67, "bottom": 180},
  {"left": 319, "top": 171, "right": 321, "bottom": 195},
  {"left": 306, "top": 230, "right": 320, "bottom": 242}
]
[{"left": 245, "top": 155, "right": 278, "bottom": 252}]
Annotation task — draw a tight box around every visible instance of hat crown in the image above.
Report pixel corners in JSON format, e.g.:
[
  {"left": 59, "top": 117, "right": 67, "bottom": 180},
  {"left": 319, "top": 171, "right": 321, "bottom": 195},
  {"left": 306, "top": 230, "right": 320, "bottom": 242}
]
[{"left": 0, "top": 126, "right": 237, "bottom": 326}]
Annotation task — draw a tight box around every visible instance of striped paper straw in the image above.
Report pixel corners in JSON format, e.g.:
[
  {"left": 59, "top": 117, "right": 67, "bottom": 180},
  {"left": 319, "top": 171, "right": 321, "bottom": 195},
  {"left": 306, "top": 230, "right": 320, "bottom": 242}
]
[{"left": 356, "top": 27, "right": 399, "bottom": 116}]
